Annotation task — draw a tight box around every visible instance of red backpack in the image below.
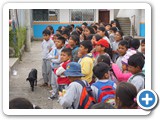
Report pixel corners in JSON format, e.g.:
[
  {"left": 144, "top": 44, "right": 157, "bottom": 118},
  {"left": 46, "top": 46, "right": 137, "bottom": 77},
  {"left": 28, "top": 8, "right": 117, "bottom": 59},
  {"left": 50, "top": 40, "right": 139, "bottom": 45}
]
[{"left": 75, "top": 80, "right": 96, "bottom": 109}]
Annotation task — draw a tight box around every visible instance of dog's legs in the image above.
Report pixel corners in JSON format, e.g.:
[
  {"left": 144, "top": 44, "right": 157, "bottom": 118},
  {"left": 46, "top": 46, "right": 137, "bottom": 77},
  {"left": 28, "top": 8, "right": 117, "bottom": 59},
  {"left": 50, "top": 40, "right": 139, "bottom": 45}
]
[{"left": 35, "top": 80, "right": 37, "bottom": 86}]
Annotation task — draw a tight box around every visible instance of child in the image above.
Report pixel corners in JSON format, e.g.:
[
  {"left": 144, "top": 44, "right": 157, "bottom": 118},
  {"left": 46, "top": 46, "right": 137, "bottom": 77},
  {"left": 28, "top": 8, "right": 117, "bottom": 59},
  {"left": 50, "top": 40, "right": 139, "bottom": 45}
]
[
  {"left": 68, "top": 35, "right": 80, "bottom": 62},
  {"left": 110, "top": 20, "right": 119, "bottom": 31},
  {"left": 115, "top": 82, "right": 138, "bottom": 109},
  {"left": 127, "top": 54, "right": 145, "bottom": 92},
  {"left": 41, "top": 29, "right": 54, "bottom": 87},
  {"left": 91, "top": 102, "right": 115, "bottom": 109},
  {"left": 78, "top": 40, "right": 94, "bottom": 84},
  {"left": 95, "top": 39, "right": 112, "bottom": 65},
  {"left": 116, "top": 40, "right": 128, "bottom": 70},
  {"left": 53, "top": 48, "right": 72, "bottom": 95},
  {"left": 109, "top": 27, "right": 117, "bottom": 44},
  {"left": 83, "top": 26, "right": 95, "bottom": 40},
  {"left": 91, "top": 34, "right": 102, "bottom": 59},
  {"left": 112, "top": 56, "right": 133, "bottom": 82},
  {"left": 9, "top": 97, "right": 41, "bottom": 109},
  {"left": 91, "top": 62, "right": 116, "bottom": 105},
  {"left": 62, "top": 29, "right": 70, "bottom": 45},
  {"left": 97, "top": 55, "right": 117, "bottom": 84},
  {"left": 46, "top": 25, "right": 54, "bottom": 41},
  {"left": 97, "top": 26, "right": 110, "bottom": 45},
  {"left": 58, "top": 62, "right": 94, "bottom": 109},
  {"left": 105, "top": 24, "right": 112, "bottom": 33},
  {"left": 141, "top": 39, "right": 145, "bottom": 55},
  {"left": 47, "top": 36, "right": 66, "bottom": 98},
  {"left": 111, "top": 31, "right": 123, "bottom": 62}
]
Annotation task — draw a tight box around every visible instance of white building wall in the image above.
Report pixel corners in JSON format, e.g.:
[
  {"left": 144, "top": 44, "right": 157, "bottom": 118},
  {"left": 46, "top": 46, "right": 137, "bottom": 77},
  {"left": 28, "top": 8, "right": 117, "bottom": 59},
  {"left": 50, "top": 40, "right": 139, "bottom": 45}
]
[
  {"left": 117, "top": 9, "right": 144, "bottom": 36},
  {"left": 59, "top": 9, "right": 70, "bottom": 23}
]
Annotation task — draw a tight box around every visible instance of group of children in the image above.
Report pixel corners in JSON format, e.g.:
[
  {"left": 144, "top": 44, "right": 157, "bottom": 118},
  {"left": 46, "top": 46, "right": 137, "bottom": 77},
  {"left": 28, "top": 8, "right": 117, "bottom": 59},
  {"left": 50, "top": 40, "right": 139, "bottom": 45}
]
[{"left": 41, "top": 20, "right": 145, "bottom": 109}]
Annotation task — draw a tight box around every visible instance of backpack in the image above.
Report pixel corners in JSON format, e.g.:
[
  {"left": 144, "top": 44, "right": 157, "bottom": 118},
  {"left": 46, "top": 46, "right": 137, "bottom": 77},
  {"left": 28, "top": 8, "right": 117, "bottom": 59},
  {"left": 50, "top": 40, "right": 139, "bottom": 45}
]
[
  {"left": 75, "top": 80, "right": 96, "bottom": 109},
  {"left": 92, "top": 80, "right": 116, "bottom": 106}
]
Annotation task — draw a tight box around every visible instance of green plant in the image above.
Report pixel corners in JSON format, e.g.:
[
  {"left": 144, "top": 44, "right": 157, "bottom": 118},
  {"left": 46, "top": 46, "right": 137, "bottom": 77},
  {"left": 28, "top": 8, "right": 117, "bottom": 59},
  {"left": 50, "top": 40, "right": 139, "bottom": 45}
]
[{"left": 9, "top": 27, "right": 26, "bottom": 57}]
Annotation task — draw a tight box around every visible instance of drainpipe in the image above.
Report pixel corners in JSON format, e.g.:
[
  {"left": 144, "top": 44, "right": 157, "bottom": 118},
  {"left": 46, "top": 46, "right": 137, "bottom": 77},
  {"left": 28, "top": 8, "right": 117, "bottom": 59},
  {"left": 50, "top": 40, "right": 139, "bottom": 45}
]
[{"left": 25, "top": 9, "right": 31, "bottom": 52}]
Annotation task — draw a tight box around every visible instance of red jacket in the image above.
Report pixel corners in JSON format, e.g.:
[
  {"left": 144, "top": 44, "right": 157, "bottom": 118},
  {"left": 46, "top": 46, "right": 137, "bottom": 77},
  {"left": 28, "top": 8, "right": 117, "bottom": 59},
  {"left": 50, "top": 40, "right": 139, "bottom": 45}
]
[{"left": 54, "top": 60, "right": 71, "bottom": 85}]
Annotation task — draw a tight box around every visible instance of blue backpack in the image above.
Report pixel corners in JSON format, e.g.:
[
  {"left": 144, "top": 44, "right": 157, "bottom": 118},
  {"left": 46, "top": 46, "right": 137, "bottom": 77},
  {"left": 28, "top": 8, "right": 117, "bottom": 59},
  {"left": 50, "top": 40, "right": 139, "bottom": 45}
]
[{"left": 92, "top": 80, "right": 116, "bottom": 106}]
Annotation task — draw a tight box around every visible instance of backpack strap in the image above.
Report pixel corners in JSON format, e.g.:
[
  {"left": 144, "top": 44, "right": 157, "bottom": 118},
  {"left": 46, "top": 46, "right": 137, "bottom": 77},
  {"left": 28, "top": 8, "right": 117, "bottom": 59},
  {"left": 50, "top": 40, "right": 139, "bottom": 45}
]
[
  {"left": 75, "top": 80, "right": 95, "bottom": 109},
  {"left": 129, "top": 72, "right": 145, "bottom": 83}
]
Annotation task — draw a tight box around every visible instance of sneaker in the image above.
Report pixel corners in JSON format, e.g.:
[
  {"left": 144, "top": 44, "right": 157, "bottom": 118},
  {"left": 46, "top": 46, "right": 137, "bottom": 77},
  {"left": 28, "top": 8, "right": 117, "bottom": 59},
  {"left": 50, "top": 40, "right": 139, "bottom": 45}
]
[{"left": 48, "top": 95, "right": 58, "bottom": 100}]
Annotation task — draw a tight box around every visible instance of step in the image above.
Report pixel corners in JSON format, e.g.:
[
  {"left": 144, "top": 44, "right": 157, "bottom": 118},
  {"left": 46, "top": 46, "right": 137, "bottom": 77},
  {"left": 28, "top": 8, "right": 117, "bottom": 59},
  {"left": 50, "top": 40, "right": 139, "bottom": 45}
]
[{"left": 9, "top": 57, "right": 19, "bottom": 77}]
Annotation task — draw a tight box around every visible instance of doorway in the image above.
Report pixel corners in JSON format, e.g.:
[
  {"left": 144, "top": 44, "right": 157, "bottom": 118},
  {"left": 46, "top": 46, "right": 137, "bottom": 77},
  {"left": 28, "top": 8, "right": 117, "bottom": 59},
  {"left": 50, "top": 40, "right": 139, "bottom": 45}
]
[{"left": 99, "top": 10, "right": 110, "bottom": 24}]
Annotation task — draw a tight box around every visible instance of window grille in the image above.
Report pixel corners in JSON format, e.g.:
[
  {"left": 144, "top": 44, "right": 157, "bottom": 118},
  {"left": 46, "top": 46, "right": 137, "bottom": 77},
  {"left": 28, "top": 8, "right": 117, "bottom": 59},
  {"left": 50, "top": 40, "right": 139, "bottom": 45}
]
[
  {"left": 70, "top": 9, "right": 95, "bottom": 22},
  {"left": 32, "top": 9, "right": 59, "bottom": 21}
]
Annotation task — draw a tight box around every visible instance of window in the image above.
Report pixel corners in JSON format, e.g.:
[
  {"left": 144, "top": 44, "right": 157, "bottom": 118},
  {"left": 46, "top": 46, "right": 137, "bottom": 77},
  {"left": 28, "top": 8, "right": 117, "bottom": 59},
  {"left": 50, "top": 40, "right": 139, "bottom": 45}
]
[
  {"left": 32, "top": 9, "right": 59, "bottom": 21},
  {"left": 70, "top": 9, "right": 95, "bottom": 22}
]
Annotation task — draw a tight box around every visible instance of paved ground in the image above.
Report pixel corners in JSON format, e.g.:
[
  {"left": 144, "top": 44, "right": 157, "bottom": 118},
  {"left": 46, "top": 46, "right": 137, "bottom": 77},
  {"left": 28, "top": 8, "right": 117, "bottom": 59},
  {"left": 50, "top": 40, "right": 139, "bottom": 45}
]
[{"left": 9, "top": 41, "right": 62, "bottom": 109}]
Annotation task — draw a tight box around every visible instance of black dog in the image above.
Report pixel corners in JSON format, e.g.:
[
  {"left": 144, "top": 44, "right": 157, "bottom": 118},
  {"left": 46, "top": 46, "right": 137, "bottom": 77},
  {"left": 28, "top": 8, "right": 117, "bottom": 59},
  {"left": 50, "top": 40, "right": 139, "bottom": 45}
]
[{"left": 26, "top": 69, "right": 37, "bottom": 91}]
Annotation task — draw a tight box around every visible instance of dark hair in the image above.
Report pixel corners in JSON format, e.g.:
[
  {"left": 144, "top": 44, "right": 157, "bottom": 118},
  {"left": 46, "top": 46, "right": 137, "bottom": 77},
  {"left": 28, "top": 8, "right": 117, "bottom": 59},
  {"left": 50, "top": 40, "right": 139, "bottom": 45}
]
[
  {"left": 58, "top": 26, "right": 62, "bottom": 30},
  {"left": 93, "top": 34, "right": 102, "bottom": 41},
  {"left": 9, "top": 97, "right": 34, "bottom": 109},
  {"left": 54, "top": 33, "right": 62, "bottom": 38},
  {"left": 56, "top": 29, "right": 62, "bottom": 34},
  {"left": 80, "top": 40, "right": 93, "bottom": 53},
  {"left": 105, "top": 24, "right": 112, "bottom": 27},
  {"left": 105, "top": 45, "right": 113, "bottom": 59},
  {"left": 46, "top": 25, "right": 54, "bottom": 34},
  {"left": 70, "top": 30, "right": 80, "bottom": 37},
  {"left": 116, "top": 31, "right": 124, "bottom": 37},
  {"left": 92, "top": 25, "right": 98, "bottom": 31},
  {"left": 98, "top": 26, "right": 106, "bottom": 32},
  {"left": 141, "top": 39, "right": 145, "bottom": 44},
  {"left": 70, "top": 24, "right": 75, "bottom": 29},
  {"left": 136, "top": 52, "right": 145, "bottom": 60},
  {"left": 57, "top": 36, "right": 66, "bottom": 44},
  {"left": 61, "top": 48, "right": 72, "bottom": 56},
  {"left": 76, "top": 26, "right": 83, "bottom": 34},
  {"left": 116, "top": 82, "right": 138, "bottom": 109},
  {"left": 87, "top": 34, "right": 94, "bottom": 41},
  {"left": 86, "top": 26, "right": 95, "bottom": 34},
  {"left": 91, "top": 102, "right": 115, "bottom": 109},
  {"left": 114, "top": 19, "right": 121, "bottom": 30},
  {"left": 97, "top": 55, "right": 111, "bottom": 66},
  {"left": 129, "top": 39, "right": 140, "bottom": 50},
  {"left": 105, "top": 30, "right": 109, "bottom": 38},
  {"left": 118, "top": 40, "right": 129, "bottom": 48},
  {"left": 42, "top": 29, "right": 51, "bottom": 36},
  {"left": 82, "top": 22, "right": 88, "bottom": 26},
  {"left": 93, "top": 62, "right": 110, "bottom": 79},
  {"left": 69, "top": 35, "right": 80, "bottom": 46},
  {"left": 111, "top": 20, "right": 116, "bottom": 25},
  {"left": 62, "top": 29, "right": 70, "bottom": 37},
  {"left": 123, "top": 36, "right": 133, "bottom": 42},
  {"left": 66, "top": 25, "right": 73, "bottom": 33},
  {"left": 110, "top": 27, "right": 118, "bottom": 33},
  {"left": 128, "top": 53, "right": 145, "bottom": 69}
]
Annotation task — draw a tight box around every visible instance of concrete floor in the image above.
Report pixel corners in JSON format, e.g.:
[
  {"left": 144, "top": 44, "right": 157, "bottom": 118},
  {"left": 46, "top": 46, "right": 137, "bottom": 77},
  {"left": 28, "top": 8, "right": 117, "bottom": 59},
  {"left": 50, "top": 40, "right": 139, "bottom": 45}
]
[{"left": 9, "top": 41, "right": 62, "bottom": 109}]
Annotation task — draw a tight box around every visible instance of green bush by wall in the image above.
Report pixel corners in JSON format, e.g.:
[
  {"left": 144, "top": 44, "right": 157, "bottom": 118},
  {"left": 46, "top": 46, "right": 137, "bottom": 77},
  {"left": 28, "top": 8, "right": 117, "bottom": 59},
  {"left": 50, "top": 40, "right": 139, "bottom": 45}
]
[{"left": 9, "top": 27, "right": 26, "bottom": 57}]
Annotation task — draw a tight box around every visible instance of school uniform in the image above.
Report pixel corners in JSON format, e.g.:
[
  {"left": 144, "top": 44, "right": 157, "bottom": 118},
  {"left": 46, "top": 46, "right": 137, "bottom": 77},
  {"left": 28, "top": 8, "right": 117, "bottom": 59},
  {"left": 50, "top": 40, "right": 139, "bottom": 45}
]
[
  {"left": 128, "top": 72, "right": 145, "bottom": 92},
  {"left": 47, "top": 46, "right": 64, "bottom": 95},
  {"left": 111, "top": 41, "right": 121, "bottom": 62},
  {"left": 58, "top": 80, "right": 87, "bottom": 109},
  {"left": 41, "top": 39, "right": 54, "bottom": 84}
]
